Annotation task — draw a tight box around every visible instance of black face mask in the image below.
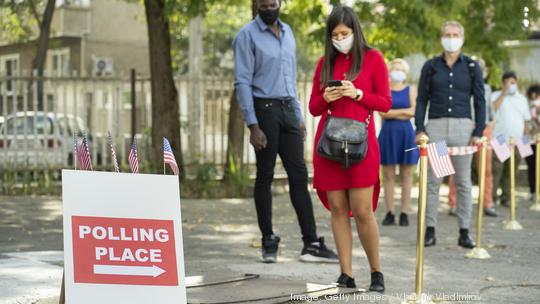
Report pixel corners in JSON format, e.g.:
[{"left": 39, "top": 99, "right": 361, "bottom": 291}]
[{"left": 258, "top": 8, "right": 280, "bottom": 25}]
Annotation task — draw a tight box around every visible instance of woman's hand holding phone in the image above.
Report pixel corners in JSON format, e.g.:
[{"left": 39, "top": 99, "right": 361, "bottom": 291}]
[
  {"left": 324, "top": 86, "right": 343, "bottom": 103},
  {"left": 339, "top": 80, "right": 358, "bottom": 99}
]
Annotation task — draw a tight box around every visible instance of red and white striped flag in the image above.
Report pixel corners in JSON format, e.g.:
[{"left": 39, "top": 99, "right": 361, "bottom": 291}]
[
  {"left": 78, "top": 133, "right": 93, "bottom": 171},
  {"left": 427, "top": 141, "right": 455, "bottom": 178},
  {"left": 163, "top": 137, "right": 179, "bottom": 176},
  {"left": 516, "top": 135, "right": 533, "bottom": 158},
  {"left": 491, "top": 134, "right": 511, "bottom": 162},
  {"left": 107, "top": 131, "right": 120, "bottom": 173},
  {"left": 128, "top": 137, "right": 139, "bottom": 174}
]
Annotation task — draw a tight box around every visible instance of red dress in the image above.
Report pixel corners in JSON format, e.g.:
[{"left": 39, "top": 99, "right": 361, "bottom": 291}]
[{"left": 309, "top": 50, "right": 392, "bottom": 215}]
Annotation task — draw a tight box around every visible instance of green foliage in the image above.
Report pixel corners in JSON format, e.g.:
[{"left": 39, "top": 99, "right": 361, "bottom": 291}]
[
  {"left": 280, "top": 0, "right": 328, "bottom": 73},
  {"left": 167, "top": 0, "right": 328, "bottom": 74},
  {"left": 0, "top": 1, "right": 41, "bottom": 43},
  {"left": 353, "top": 0, "right": 540, "bottom": 86}
]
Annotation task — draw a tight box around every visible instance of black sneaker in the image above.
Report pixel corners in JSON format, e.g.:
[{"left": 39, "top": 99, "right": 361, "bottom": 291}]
[
  {"left": 300, "top": 237, "right": 339, "bottom": 263},
  {"left": 382, "top": 211, "right": 395, "bottom": 225},
  {"left": 399, "top": 213, "right": 409, "bottom": 226},
  {"left": 336, "top": 273, "right": 356, "bottom": 288},
  {"left": 261, "top": 235, "right": 280, "bottom": 263},
  {"left": 369, "top": 271, "right": 385, "bottom": 293}
]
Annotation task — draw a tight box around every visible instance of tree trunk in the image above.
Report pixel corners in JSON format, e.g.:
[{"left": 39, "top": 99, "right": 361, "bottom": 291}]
[
  {"left": 223, "top": 1, "right": 258, "bottom": 181},
  {"left": 30, "top": 0, "right": 56, "bottom": 110},
  {"left": 223, "top": 89, "right": 245, "bottom": 179},
  {"left": 144, "top": 0, "right": 184, "bottom": 177}
]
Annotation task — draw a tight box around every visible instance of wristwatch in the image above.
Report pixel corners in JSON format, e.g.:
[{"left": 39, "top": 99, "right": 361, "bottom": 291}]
[{"left": 355, "top": 88, "right": 363, "bottom": 100}]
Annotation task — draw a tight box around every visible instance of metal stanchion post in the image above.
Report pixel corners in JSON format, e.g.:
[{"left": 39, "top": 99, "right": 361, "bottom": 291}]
[
  {"left": 504, "top": 137, "right": 523, "bottom": 230},
  {"left": 531, "top": 133, "right": 540, "bottom": 211},
  {"left": 466, "top": 137, "right": 491, "bottom": 259},
  {"left": 404, "top": 135, "right": 433, "bottom": 304}
]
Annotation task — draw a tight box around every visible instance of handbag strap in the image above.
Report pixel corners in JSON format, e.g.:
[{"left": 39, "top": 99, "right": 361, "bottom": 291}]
[{"left": 327, "top": 57, "right": 372, "bottom": 126}]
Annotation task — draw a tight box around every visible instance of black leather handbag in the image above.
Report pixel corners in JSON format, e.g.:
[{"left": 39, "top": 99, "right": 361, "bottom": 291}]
[{"left": 316, "top": 111, "right": 371, "bottom": 169}]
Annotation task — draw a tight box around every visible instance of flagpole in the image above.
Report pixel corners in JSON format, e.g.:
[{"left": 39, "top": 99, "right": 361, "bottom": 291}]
[
  {"left": 73, "top": 130, "right": 78, "bottom": 171},
  {"left": 531, "top": 133, "right": 540, "bottom": 211},
  {"left": 505, "top": 137, "right": 523, "bottom": 230}
]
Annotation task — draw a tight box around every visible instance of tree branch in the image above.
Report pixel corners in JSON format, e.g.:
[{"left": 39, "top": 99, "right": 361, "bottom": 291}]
[{"left": 28, "top": 0, "right": 42, "bottom": 25}]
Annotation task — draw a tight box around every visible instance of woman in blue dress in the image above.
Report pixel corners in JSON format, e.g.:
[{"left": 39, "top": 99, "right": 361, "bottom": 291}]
[{"left": 378, "top": 58, "right": 419, "bottom": 226}]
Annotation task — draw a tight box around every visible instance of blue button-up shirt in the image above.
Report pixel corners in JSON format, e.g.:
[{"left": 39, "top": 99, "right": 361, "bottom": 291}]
[
  {"left": 233, "top": 15, "right": 303, "bottom": 126},
  {"left": 415, "top": 53, "right": 486, "bottom": 137}
]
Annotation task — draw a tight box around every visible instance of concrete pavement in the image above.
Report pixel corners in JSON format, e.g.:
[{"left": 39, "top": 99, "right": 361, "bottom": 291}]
[{"left": 1, "top": 185, "right": 539, "bottom": 303}]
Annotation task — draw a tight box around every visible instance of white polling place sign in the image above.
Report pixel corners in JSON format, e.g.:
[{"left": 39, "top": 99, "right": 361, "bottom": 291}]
[{"left": 62, "top": 170, "right": 187, "bottom": 303}]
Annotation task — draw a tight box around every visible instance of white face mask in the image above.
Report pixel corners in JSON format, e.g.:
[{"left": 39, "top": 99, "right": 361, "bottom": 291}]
[
  {"left": 390, "top": 70, "right": 407, "bottom": 83},
  {"left": 332, "top": 34, "right": 354, "bottom": 54},
  {"left": 441, "top": 37, "right": 463, "bottom": 53},
  {"left": 508, "top": 84, "right": 518, "bottom": 95}
]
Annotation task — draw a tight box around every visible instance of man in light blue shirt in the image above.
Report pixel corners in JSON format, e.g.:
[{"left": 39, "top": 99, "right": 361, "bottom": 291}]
[
  {"left": 233, "top": 0, "right": 337, "bottom": 264},
  {"left": 491, "top": 71, "right": 531, "bottom": 206}
]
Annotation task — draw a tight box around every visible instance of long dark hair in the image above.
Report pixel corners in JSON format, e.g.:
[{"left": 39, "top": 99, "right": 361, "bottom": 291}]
[{"left": 320, "top": 5, "right": 371, "bottom": 87}]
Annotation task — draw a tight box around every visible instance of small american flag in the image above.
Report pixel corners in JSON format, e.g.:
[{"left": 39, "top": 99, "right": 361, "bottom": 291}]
[
  {"left": 516, "top": 135, "right": 533, "bottom": 158},
  {"left": 78, "top": 133, "right": 93, "bottom": 171},
  {"left": 163, "top": 137, "right": 179, "bottom": 176},
  {"left": 128, "top": 137, "right": 139, "bottom": 174},
  {"left": 427, "top": 141, "right": 455, "bottom": 178},
  {"left": 491, "top": 134, "right": 511, "bottom": 162},
  {"left": 107, "top": 131, "right": 120, "bottom": 173}
]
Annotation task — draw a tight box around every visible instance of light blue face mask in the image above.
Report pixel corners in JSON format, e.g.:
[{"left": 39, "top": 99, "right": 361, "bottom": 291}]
[
  {"left": 508, "top": 84, "right": 518, "bottom": 95},
  {"left": 390, "top": 70, "right": 407, "bottom": 83}
]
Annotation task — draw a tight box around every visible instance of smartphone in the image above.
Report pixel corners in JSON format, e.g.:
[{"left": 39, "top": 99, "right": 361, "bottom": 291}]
[{"left": 327, "top": 80, "right": 343, "bottom": 87}]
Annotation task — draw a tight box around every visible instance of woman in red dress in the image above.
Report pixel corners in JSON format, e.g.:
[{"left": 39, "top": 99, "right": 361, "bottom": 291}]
[{"left": 309, "top": 5, "right": 391, "bottom": 292}]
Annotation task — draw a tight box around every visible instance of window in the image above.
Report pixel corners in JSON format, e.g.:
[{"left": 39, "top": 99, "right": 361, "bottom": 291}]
[
  {"left": 47, "top": 48, "right": 71, "bottom": 76},
  {"left": 0, "top": 54, "right": 20, "bottom": 93},
  {"left": 5, "top": 116, "right": 53, "bottom": 135}
]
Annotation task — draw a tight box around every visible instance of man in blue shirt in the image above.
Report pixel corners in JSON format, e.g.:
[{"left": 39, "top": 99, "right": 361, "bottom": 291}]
[
  {"left": 233, "top": 0, "right": 337, "bottom": 263},
  {"left": 415, "top": 20, "right": 486, "bottom": 249}
]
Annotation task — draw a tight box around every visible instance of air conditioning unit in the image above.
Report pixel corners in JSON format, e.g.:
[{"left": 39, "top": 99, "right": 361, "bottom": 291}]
[{"left": 92, "top": 57, "right": 114, "bottom": 77}]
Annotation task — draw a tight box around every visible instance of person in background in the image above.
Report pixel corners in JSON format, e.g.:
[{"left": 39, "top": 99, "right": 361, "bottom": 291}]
[
  {"left": 233, "top": 0, "right": 338, "bottom": 264},
  {"left": 309, "top": 5, "right": 391, "bottom": 292},
  {"left": 378, "top": 58, "right": 419, "bottom": 226},
  {"left": 414, "top": 20, "right": 485, "bottom": 248},
  {"left": 491, "top": 72, "right": 531, "bottom": 207},
  {"left": 447, "top": 58, "right": 498, "bottom": 217},
  {"left": 525, "top": 84, "right": 540, "bottom": 201}
]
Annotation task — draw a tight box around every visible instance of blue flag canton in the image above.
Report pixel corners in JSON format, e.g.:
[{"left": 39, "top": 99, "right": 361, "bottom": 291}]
[
  {"left": 435, "top": 141, "right": 449, "bottom": 156},
  {"left": 163, "top": 138, "right": 173, "bottom": 152},
  {"left": 496, "top": 134, "right": 506, "bottom": 146},
  {"left": 82, "top": 135, "right": 90, "bottom": 153},
  {"left": 130, "top": 139, "right": 138, "bottom": 155}
]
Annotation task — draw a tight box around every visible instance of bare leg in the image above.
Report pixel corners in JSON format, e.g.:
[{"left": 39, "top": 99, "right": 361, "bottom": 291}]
[
  {"left": 399, "top": 165, "right": 414, "bottom": 213},
  {"left": 328, "top": 190, "right": 353, "bottom": 276},
  {"left": 349, "top": 187, "right": 381, "bottom": 272},
  {"left": 382, "top": 165, "right": 396, "bottom": 213}
]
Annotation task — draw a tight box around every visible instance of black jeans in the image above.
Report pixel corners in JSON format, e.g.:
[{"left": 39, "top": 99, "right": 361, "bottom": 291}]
[{"left": 253, "top": 98, "right": 318, "bottom": 243}]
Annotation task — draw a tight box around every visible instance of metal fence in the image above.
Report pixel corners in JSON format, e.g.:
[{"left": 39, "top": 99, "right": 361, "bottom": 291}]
[{"left": 0, "top": 72, "right": 320, "bottom": 175}]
